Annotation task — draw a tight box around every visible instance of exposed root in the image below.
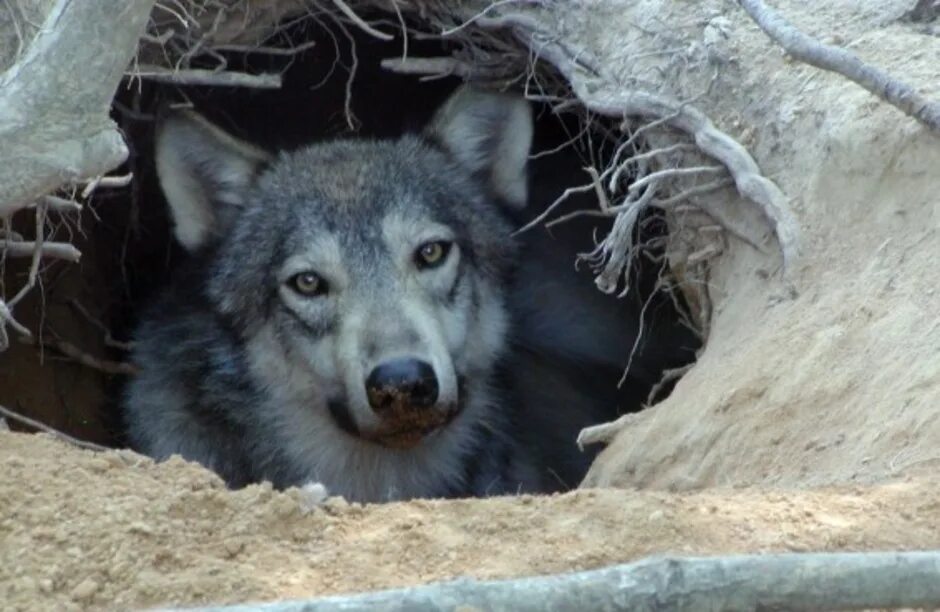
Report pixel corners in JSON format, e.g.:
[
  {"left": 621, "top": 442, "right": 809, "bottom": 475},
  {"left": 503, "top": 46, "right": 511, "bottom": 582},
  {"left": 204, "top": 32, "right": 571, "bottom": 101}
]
[
  {"left": 131, "top": 65, "right": 282, "bottom": 88},
  {"left": 577, "top": 413, "right": 640, "bottom": 451},
  {"left": 0, "top": 403, "right": 112, "bottom": 453},
  {"left": 330, "top": 0, "right": 393, "bottom": 41},
  {"left": 0, "top": 240, "right": 81, "bottom": 262},
  {"left": 647, "top": 363, "right": 696, "bottom": 405},
  {"left": 26, "top": 335, "right": 139, "bottom": 376},
  {"left": 738, "top": 0, "right": 940, "bottom": 134},
  {"left": 468, "top": 11, "right": 801, "bottom": 275},
  {"left": 68, "top": 300, "right": 135, "bottom": 352}
]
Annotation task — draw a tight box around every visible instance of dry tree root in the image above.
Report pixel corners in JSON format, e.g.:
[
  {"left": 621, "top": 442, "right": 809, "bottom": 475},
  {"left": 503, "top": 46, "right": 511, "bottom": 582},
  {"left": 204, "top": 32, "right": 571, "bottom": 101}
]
[
  {"left": 175, "top": 551, "right": 940, "bottom": 611},
  {"left": 131, "top": 65, "right": 282, "bottom": 88},
  {"left": 576, "top": 413, "right": 640, "bottom": 451},
  {"left": 25, "top": 335, "right": 139, "bottom": 377},
  {"left": 0, "top": 0, "right": 153, "bottom": 216},
  {"left": 738, "top": 0, "right": 940, "bottom": 134},
  {"left": 472, "top": 12, "right": 801, "bottom": 278},
  {"left": 0, "top": 404, "right": 111, "bottom": 453}
]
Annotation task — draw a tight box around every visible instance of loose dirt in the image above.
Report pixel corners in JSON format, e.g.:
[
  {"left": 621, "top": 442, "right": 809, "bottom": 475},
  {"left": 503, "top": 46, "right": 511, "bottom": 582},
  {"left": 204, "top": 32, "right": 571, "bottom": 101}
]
[{"left": 2, "top": 431, "right": 940, "bottom": 611}]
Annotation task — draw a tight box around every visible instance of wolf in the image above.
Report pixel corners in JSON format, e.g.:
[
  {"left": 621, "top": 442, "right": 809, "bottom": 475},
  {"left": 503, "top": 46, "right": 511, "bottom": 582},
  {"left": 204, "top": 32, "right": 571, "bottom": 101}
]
[{"left": 124, "top": 85, "right": 695, "bottom": 502}]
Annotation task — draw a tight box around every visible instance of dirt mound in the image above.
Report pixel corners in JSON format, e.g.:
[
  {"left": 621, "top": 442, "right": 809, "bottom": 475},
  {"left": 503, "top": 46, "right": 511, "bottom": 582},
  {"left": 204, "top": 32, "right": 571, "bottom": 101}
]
[{"left": 1, "top": 431, "right": 939, "bottom": 610}]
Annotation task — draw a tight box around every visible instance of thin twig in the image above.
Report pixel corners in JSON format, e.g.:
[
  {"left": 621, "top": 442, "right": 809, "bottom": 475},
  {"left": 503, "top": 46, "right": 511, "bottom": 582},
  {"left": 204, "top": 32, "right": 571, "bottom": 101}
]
[
  {"left": 28, "top": 335, "right": 139, "bottom": 376},
  {"left": 37, "top": 195, "right": 82, "bottom": 213},
  {"left": 208, "top": 40, "right": 318, "bottom": 56},
  {"left": 381, "top": 56, "right": 476, "bottom": 79},
  {"left": 0, "top": 300, "right": 32, "bottom": 340},
  {"left": 577, "top": 412, "right": 639, "bottom": 450},
  {"left": 68, "top": 299, "right": 135, "bottom": 351},
  {"left": 0, "top": 240, "right": 81, "bottom": 262},
  {"left": 738, "top": 0, "right": 940, "bottom": 134},
  {"left": 0, "top": 403, "right": 112, "bottom": 453},
  {"left": 131, "top": 65, "right": 282, "bottom": 88},
  {"left": 81, "top": 173, "right": 133, "bottom": 198},
  {"left": 513, "top": 179, "right": 598, "bottom": 235},
  {"left": 646, "top": 363, "right": 696, "bottom": 405},
  {"left": 8, "top": 203, "right": 50, "bottom": 311},
  {"left": 650, "top": 178, "right": 735, "bottom": 208},
  {"left": 331, "top": 0, "right": 393, "bottom": 41},
  {"left": 628, "top": 165, "right": 724, "bottom": 194}
]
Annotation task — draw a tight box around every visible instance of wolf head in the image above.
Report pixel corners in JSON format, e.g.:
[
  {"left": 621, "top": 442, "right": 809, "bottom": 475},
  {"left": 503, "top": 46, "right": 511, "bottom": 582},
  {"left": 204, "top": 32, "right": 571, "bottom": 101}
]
[{"left": 154, "top": 86, "right": 532, "bottom": 454}]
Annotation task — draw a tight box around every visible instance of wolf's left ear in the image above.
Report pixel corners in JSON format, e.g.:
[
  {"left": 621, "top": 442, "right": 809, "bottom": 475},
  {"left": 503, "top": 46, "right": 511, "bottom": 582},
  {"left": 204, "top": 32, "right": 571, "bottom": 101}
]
[{"left": 426, "top": 85, "right": 533, "bottom": 209}]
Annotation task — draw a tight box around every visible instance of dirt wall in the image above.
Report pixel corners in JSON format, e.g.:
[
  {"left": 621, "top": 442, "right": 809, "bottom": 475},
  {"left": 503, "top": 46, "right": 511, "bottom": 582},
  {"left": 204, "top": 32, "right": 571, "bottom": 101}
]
[{"left": 576, "top": 0, "right": 940, "bottom": 491}]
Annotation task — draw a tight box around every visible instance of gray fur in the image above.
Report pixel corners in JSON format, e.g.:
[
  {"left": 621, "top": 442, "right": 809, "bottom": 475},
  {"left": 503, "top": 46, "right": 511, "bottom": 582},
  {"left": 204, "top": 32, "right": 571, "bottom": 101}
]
[
  {"left": 125, "top": 86, "right": 542, "bottom": 502},
  {"left": 126, "top": 86, "right": 698, "bottom": 502}
]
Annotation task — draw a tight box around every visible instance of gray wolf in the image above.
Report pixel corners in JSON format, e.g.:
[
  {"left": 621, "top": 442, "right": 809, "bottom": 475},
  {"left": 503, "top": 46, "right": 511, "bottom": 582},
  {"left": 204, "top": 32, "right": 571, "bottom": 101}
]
[{"left": 124, "top": 85, "right": 694, "bottom": 502}]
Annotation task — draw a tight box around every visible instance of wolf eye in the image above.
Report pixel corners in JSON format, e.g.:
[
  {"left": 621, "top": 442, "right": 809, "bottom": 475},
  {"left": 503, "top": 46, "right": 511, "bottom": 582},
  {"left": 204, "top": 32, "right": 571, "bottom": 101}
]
[
  {"left": 415, "top": 241, "right": 451, "bottom": 269},
  {"left": 288, "top": 271, "right": 327, "bottom": 296}
]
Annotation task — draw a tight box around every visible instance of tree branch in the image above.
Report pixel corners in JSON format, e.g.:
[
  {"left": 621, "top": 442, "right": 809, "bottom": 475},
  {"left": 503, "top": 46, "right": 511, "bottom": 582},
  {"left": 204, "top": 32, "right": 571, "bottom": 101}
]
[
  {"left": 0, "top": 0, "right": 155, "bottom": 215},
  {"left": 181, "top": 552, "right": 940, "bottom": 611},
  {"left": 131, "top": 65, "right": 282, "bottom": 89},
  {"left": 0, "top": 404, "right": 111, "bottom": 453},
  {"left": 738, "top": 0, "right": 940, "bottom": 134}
]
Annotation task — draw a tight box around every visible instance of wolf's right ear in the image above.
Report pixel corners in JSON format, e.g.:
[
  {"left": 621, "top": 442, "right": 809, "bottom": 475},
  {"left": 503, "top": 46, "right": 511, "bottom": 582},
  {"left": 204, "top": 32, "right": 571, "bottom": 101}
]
[
  {"left": 426, "top": 85, "right": 533, "bottom": 209},
  {"left": 155, "top": 109, "right": 272, "bottom": 252}
]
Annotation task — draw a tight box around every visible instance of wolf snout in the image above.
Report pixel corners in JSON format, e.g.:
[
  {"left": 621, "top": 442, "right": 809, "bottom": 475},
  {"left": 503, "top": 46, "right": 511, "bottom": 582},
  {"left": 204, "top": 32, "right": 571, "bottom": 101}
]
[{"left": 365, "top": 358, "right": 439, "bottom": 414}]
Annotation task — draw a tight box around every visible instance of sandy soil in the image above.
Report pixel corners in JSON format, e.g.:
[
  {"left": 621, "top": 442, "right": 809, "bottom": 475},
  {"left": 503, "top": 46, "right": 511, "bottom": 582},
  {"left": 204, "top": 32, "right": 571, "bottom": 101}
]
[{"left": 2, "top": 430, "right": 940, "bottom": 611}]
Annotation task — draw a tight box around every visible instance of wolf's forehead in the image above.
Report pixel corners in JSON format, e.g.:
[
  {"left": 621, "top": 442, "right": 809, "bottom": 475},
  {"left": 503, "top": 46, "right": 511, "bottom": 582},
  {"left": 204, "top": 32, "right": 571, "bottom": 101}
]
[{"left": 267, "top": 139, "right": 429, "bottom": 212}]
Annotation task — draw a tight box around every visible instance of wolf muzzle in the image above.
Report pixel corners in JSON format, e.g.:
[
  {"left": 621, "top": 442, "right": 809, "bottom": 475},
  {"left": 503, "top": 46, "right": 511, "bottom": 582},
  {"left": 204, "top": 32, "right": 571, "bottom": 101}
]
[
  {"left": 354, "top": 357, "right": 456, "bottom": 449},
  {"left": 366, "top": 358, "right": 439, "bottom": 412}
]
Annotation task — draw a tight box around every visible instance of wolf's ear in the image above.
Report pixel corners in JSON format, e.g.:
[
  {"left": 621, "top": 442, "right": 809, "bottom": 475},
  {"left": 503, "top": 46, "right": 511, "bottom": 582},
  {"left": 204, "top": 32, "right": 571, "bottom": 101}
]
[
  {"left": 155, "top": 109, "right": 272, "bottom": 252},
  {"left": 426, "top": 85, "right": 533, "bottom": 209}
]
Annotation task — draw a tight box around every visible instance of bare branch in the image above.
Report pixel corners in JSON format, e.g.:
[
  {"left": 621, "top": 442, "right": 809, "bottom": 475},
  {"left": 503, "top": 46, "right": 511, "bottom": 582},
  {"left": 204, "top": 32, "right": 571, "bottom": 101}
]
[
  {"left": 646, "top": 363, "right": 696, "bottom": 405},
  {"left": 28, "top": 336, "right": 139, "bottom": 376},
  {"left": 0, "top": 301, "right": 32, "bottom": 342},
  {"left": 68, "top": 299, "right": 135, "bottom": 352},
  {"left": 628, "top": 165, "right": 724, "bottom": 195},
  {"left": 7, "top": 203, "right": 50, "bottom": 310},
  {"left": 0, "top": 240, "right": 81, "bottom": 262},
  {"left": 472, "top": 13, "right": 801, "bottom": 273},
  {"left": 131, "top": 65, "right": 282, "bottom": 88},
  {"left": 0, "top": 0, "right": 154, "bottom": 216},
  {"left": 0, "top": 404, "right": 112, "bottom": 453},
  {"left": 650, "top": 178, "right": 735, "bottom": 208},
  {"left": 208, "top": 40, "right": 318, "bottom": 56},
  {"left": 330, "top": 0, "right": 393, "bottom": 41},
  {"left": 37, "top": 195, "right": 82, "bottom": 213},
  {"left": 216, "top": 552, "right": 940, "bottom": 611},
  {"left": 81, "top": 173, "right": 133, "bottom": 198},
  {"left": 738, "top": 0, "right": 940, "bottom": 134},
  {"left": 381, "top": 56, "right": 476, "bottom": 79},
  {"left": 513, "top": 180, "right": 597, "bottom": 235},
  {"left": 577, "top": 413, "right": 639, "bottom": 450}
]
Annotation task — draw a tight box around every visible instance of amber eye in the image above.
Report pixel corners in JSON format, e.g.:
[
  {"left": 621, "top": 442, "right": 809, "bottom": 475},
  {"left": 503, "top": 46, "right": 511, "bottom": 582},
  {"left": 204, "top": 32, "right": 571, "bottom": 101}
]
[
  {"left": 288, "top": 271, "right": 327, "bottom": 296},
  {"left": 415, "top": 241, "right": 451, "bottom": 269}
]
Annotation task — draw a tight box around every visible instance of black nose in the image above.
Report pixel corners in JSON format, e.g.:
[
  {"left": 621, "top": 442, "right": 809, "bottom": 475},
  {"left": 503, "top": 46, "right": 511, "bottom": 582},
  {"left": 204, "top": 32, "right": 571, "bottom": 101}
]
[{"left": 366, "top": 358, "right": 439, "bottom": 414}]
